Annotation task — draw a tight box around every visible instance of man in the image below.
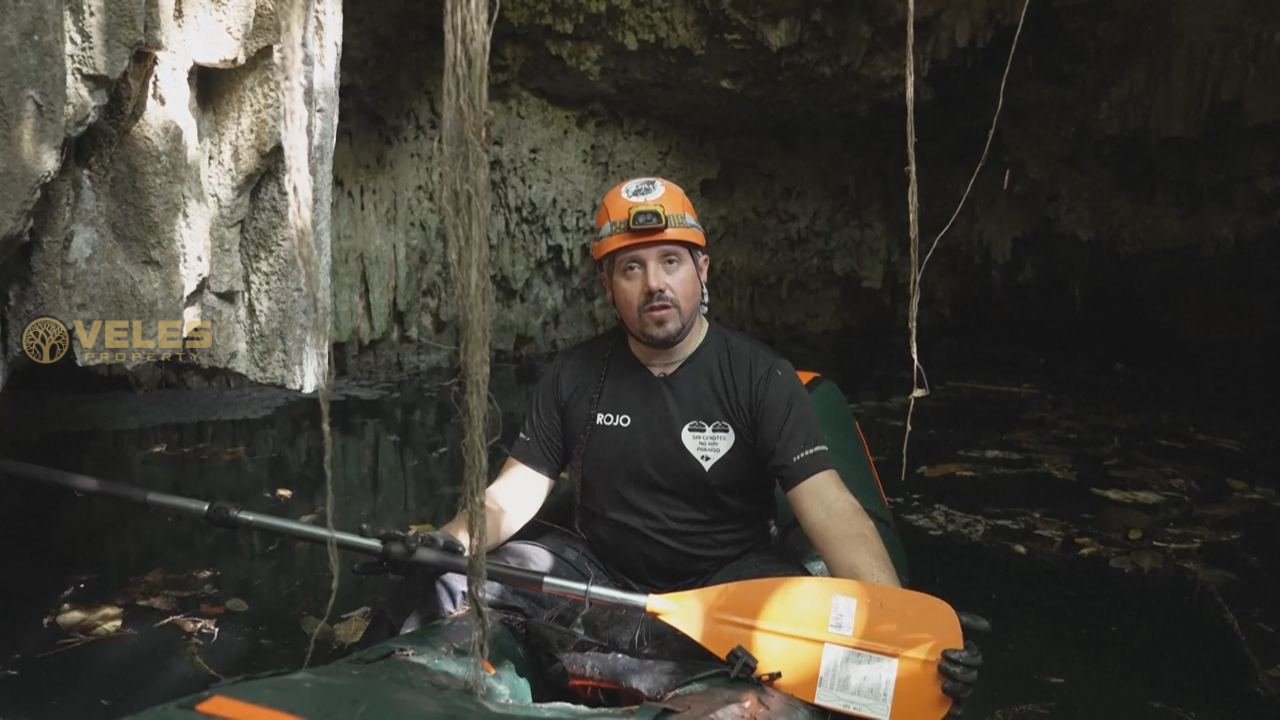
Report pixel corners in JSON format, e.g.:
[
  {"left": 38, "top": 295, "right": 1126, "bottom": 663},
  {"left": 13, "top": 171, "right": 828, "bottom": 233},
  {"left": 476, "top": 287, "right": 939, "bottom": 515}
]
[{"left": 366, "top": 176, "right": 981, "bottom": 711}]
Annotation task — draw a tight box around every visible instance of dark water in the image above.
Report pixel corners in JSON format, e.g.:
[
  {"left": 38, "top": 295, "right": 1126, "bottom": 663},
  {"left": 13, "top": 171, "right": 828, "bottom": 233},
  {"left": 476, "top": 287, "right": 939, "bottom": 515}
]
[
  {"left": 0, "top": 371, "right": 532, "bottom": 719},
  {"left": 0, "top": 353, "right": 1276, "bottom": 719}
]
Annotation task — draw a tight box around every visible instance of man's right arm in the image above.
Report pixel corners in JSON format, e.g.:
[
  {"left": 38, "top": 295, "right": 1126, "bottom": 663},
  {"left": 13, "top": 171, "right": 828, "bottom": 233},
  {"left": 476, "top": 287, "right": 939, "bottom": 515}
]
[{"left": 439, "top": 457, "right": 555, "bottom": 554}]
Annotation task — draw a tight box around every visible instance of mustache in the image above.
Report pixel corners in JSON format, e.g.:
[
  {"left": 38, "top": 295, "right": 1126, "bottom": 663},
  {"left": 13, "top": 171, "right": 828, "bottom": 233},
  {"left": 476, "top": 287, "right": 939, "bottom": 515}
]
[{"left": 641, "top": 293, "right": 680, "bottom": 313}]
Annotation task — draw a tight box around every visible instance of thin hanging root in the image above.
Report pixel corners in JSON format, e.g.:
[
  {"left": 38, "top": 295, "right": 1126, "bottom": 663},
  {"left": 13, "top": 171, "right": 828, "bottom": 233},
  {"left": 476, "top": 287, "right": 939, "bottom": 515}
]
[
  {"left": 899, "top": 0, "right": 1032, "bottom": 485},
  {"left": 442, "top": 0, "right": 499, "bottom": 693},
  {"left": 278, "top": 0, "right": 338, "bottom": 669}
]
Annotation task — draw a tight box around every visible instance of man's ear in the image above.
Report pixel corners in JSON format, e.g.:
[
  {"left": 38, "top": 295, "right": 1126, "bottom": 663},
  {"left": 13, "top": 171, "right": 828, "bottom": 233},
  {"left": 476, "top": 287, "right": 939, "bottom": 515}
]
[{"left": 697, "top": 252, "right": 710, "bottom": 284}]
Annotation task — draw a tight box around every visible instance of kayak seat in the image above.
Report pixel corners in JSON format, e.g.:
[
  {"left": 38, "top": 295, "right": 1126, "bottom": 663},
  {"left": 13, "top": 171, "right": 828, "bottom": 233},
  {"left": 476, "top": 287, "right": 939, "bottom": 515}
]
[{"left": 775, "top": 372, "right": 910, "bottom": 584}]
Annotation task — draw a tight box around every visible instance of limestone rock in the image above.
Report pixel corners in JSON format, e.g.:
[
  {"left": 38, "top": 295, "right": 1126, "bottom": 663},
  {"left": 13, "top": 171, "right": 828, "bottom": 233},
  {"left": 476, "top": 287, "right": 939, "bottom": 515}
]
[
  {"left": 2, "top": 0, "right": 341, "bottom": 392},
  {"left": 1, "top": 2, "right": 66, "bottom": 261}
]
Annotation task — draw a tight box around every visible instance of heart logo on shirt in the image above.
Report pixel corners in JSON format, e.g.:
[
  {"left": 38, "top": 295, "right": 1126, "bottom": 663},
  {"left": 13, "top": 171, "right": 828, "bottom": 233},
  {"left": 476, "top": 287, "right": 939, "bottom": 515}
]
[{"left": 681, "top": 420, "right": 736, "bottom": 471}]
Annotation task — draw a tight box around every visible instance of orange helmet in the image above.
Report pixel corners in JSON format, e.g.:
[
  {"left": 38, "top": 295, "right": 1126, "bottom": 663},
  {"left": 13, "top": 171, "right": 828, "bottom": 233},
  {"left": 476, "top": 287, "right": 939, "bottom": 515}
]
[{"left": 592, "top": 177, "right": 706, "bottom": 261}]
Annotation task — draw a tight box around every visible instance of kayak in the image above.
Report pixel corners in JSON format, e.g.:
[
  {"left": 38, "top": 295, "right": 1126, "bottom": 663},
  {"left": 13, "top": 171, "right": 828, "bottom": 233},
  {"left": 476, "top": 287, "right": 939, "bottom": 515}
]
[
  {"left": 127, "top": 611, "right": 830, "bottom": 719},
  {"left": 121, "top": 372, "right": 911, "bottom": 720}
]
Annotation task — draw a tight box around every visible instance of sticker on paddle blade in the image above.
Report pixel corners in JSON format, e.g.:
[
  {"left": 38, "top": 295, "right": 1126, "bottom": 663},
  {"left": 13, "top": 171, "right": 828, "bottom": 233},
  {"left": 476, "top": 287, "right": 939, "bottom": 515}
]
[
  {"left": 813, "top": 643, "right": 898, "bottom": 720},
  {"left": 827, "top": 594, "right": 857, "bottom": 636}
]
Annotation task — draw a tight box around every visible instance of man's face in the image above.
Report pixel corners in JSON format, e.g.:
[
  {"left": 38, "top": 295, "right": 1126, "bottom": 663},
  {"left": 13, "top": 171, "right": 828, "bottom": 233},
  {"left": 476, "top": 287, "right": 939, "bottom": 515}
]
[{"left": 602, "top": 243, "right": 710, "bottom": 349}]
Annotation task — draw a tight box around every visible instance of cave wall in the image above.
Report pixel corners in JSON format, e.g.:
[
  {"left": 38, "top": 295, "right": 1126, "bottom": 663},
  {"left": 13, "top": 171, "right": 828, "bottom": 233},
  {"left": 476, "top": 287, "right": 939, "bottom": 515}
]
[
  {"left": 332, "top": 0, "right": 1280, "bottom": 381},
  {"left": 0, "top": 0, "right": 341, "bottom": 392},
  {"left": 4, "top": 0, "right": 1278, "bottom": 390}
]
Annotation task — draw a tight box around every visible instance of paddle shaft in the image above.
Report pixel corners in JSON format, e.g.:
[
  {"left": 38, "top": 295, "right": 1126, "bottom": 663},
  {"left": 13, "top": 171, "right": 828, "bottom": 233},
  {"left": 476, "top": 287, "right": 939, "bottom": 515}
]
[{"left": 0, "top": 459, "right": 651, "bottom": 611}]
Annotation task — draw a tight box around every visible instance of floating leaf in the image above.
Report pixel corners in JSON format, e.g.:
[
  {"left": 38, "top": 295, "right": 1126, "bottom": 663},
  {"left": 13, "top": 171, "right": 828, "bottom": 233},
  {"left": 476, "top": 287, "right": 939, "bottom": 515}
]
[
  {"left": 87, "top": 619, "right": 122, "bottom": 637},
  {"left": 1127, "top": 528, "right": 1144, "bottom": 541},
  {"left": 1090, "top": 488, "right": 1167, "bottom": 505},
  {"left": 274, "top": 488, "right": 293, "bottom": 500},
  {"left": 225, "top": 598, "right": 249, "bottom": 613},
  {"left": 1108, "top": 555, "right": 1136, "bottom": 572},
  {"left": 1225, "top": 479, "right": 1250, "bottom": 492},
  {"left": 1012, "top": 544, "right": 1028, "bottom": 555},
  {"left": 1152, "top": 540, "right": 1202, "bottom": 551},
  {"left": 1077, "top": 546, "right": 1100, "bottom": 557},
  {"left": 1191, "top": 565, "right": 1240, "bottom": 588},
  {"left": 408, "top": 523, "right": 438, "bottom": 534},
  {"left": 55, "top": 605, "right": 124, "bottom": 636},
  {"left": 300, "top": 615, "right": 334, "bottom": 642},
  {"left": 1130, "top": 549, "right": 1164, "bottom": 572},
  {"left": 1191, "top": 433, "right": 1244, "bottom": 452},
  {"left": 957, "top": 449, "right": 1027, "bottom": 461},
  {"left": 1073, "top": 537, "right": 1096, "bottom": 547},
  {"left": 919, "top": 463, "right": 978, "bottom": 479},
  {"left": 332, "top": 615, "right": 370, "bottom": 647},
  {"left": 135, "top": 595, "right": 179, "bottom": 612}
]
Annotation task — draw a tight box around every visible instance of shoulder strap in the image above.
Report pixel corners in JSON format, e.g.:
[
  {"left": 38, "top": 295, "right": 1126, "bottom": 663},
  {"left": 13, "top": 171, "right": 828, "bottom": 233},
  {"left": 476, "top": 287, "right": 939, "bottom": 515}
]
[{"left": 568, "top": 335, "right": 617, "bottom": 534}]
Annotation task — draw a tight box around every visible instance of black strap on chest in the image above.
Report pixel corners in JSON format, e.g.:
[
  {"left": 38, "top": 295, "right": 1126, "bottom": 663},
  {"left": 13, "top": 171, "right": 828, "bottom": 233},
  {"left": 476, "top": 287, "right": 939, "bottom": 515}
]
[{"left": 568, "top": 335, "right": 618, "bottom": 534}]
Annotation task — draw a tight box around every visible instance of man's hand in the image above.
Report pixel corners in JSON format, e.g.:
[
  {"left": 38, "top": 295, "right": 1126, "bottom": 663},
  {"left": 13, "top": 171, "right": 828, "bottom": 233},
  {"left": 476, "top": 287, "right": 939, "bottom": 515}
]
[
  {"left": 393, "top": 529, "right": 467, "bottom": 555},
  {"left": 353, "top": 525, "right": 465, "bottom": 575},
  {"left": 939, "top": 612, "right": 989, "bottom": 718}
]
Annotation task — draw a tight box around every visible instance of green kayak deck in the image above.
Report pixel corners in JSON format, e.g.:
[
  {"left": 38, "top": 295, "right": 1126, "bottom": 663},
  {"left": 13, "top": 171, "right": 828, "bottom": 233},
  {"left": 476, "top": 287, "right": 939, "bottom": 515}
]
[{"left": 129, "top": 614, "right": 828, "bottom": 719}]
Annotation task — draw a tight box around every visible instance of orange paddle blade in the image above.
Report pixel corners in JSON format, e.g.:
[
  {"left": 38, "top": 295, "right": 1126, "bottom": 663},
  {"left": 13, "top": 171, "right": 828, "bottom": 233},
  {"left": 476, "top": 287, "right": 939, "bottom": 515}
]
[{"left": 646, "top": 576, "right": 961, "bottom": 720}]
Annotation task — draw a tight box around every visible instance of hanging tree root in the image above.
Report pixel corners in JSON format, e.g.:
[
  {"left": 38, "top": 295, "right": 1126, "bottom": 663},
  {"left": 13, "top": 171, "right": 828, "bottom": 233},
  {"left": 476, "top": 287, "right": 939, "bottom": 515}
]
[
  {"left": 441, "top": 0, "right": 499, "bottom": 693},
  {"left": 278, "top": 0, "right": 339, "bottom": 669},
  {"left": 899, "top": 0, "right": 1033, "bottom": 486}
]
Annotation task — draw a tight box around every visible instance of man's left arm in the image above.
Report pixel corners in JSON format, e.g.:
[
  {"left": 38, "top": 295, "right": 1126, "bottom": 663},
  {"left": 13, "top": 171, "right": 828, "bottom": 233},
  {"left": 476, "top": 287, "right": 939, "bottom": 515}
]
[
  {"left": 789, "top": 467, "right": 985, "bottom": 718},
  {"left": 785, "top": 469, "right": 902, "bottom": 587}
]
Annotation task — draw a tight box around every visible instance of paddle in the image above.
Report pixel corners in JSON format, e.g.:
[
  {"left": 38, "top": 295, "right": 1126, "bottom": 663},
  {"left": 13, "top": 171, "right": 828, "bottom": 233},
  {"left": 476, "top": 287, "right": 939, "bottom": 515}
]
[{"left": 0, "top": 458, "right": 961, "bottom": 720}]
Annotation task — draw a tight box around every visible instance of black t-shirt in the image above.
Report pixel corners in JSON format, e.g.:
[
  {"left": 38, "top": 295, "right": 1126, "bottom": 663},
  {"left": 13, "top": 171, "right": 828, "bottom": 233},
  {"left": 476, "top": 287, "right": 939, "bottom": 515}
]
[{"left": 509, "top": 322, "right": 834, "bottom": 591}]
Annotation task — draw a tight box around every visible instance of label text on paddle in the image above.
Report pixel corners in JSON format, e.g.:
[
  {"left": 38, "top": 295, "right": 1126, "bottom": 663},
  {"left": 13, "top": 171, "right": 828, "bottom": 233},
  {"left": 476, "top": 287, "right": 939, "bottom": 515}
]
[
  {"left": 827, "top": 594, "right": 857, "bottom": 637},
  {"left": 814, "top": 644, "right": 899, "bottom": 720}
]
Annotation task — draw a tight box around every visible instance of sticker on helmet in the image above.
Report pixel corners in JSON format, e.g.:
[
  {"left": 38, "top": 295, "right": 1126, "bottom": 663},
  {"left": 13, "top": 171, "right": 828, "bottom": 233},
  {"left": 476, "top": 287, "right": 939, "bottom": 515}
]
[{"left": 621, "top": 178, "right": 666, "bottom": 202}]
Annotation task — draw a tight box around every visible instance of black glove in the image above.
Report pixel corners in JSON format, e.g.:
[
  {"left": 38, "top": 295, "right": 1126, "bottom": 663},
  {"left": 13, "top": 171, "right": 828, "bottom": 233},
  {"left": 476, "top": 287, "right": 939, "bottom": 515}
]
[
  {"left": 938, "top": 611, "right": 989, "bottom": 718},
  {"left": 353, "top": 524, "right": 465, "bottom": 575}
]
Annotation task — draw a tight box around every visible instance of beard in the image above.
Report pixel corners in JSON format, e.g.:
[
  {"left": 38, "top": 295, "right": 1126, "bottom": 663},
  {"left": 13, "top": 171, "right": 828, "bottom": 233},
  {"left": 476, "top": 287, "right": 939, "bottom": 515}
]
[{"left": 622, "top": 292, "right": 698, "bottom": 349}]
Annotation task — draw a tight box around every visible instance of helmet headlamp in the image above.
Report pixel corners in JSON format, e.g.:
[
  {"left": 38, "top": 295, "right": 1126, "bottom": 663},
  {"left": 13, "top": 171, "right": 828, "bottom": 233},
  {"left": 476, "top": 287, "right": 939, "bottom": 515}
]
[{"left": 627, "top": 205, "right": 667, "bottom": 231}]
